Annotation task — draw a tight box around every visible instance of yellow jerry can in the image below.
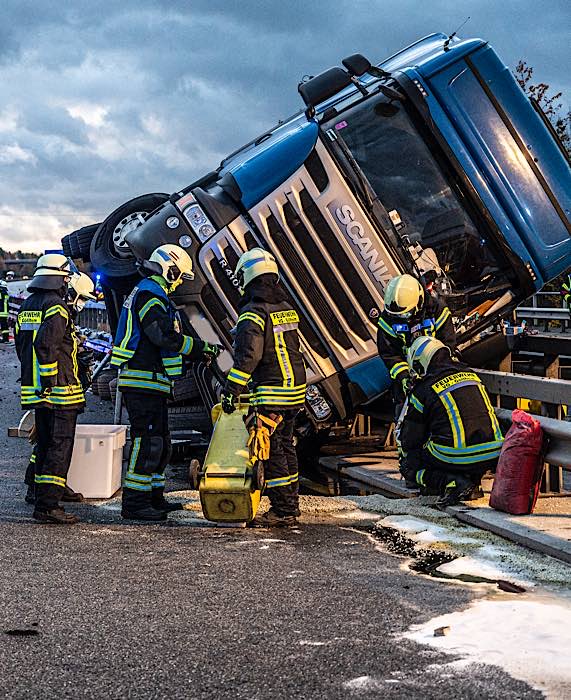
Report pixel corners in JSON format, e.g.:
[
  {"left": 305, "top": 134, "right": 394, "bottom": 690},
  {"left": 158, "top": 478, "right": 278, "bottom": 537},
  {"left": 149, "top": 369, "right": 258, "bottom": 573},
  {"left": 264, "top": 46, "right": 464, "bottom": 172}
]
[{"left": 197, "top": 401, "right": 263, "bottom": 523}]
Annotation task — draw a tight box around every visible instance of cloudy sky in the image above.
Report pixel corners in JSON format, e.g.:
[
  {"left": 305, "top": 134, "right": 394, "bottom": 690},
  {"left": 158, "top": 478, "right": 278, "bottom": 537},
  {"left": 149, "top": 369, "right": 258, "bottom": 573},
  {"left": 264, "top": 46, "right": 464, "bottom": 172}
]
[{"left": 0, "top": 0, "right": 569, "bottom": 253}]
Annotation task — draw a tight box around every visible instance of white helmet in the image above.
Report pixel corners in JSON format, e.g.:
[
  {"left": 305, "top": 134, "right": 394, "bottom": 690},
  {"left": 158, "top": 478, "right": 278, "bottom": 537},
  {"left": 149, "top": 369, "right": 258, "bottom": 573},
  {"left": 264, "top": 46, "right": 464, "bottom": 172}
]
[
  {"left": 68, "top": 272, "right": 96, "bottom": 308},
  {"left": 384, "top": 274, "right": 424, "bottom": 319},
  {"left": 235, "top": 247, "right": 279, "bottom": 291},
  {"left": 5, "top": 271, "right": 14, "bottom": 280},
  {"left": 146, "top": 244, "right": 194, "bottom": 285},
  {"left": 34, "top": 253, "right": 72, "bottom": 278},
  {"left": 407, "top": 336, "right": 450, "bottom": 378}
]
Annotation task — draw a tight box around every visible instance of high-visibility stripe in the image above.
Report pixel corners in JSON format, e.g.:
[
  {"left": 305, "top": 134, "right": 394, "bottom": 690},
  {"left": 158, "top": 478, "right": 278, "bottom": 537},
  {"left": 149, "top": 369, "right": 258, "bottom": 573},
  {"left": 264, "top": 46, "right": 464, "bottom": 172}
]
[
  {"left": 34, "top": 474, "right": 66, "bottom": 487},
  {"left": 237, "top": 312, "right": 265, "bottom": 330},
  {"left": 427, "top": 441, "right": 503, "bottom": 464},
  {"left": 44, "top": 305, "right": 69, "bottom": 321},
  {"left": 416, "top": 469, "right": 426, "bottom": 486},
  {"left": 152, "top": 473, "right": 166, "bottom": 485},
  {"left": 129, "top": 437, "right": 141, "bottom": 472},
  {"left": 118, "top": 378, "right": 171, "bottom": 394},
  {"left": 378, "top": 317, "right": 397, "bottom": 337},
  {"left": 409, "top": 395, "right": 424, "bottom": 413},
  {"left": 274, "top": 330, "right": 294, "bottom": 387},
  {"left": 179, "top": 336, "right": 193, "bottom": 355},
  {"left": 227, "top": 368, "right": 251, "bottom": 386},
  {"left": 434, "top": 307, "right": 451, "bottom": 331},
  {"left": 477, "top": 384, "right": 503, "bottom": 441},
  {"left": 430, "top": 439, "right": 504, "bottom": 456},
  {"left": 39, "top": 362, "right": 58, "bottom": 377},
  {"left": 389, "top": 362, "right": 408, "bottom": 380},
  {"left": 265, "top": 472, "right": 299, "bottom": 488},
  {"left": 123, "top": 479, "right": 152, "bottom": 492},
  {"left": 139, "top": 297, "right": 166, "bottom": 320},
  {"left": 439, "top": 392, "right": 465, "bottom": 448}
]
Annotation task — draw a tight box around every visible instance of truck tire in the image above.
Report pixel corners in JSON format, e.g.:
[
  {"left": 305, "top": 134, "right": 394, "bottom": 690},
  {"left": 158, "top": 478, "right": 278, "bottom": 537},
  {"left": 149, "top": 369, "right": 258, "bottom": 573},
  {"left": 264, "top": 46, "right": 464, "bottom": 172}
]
[
  {"left": 76, "top": 224, "right": 101, "bottom": 263},
  {"left": 171, "top": 374, "right": 199, "bottom": 403},
  {"left": 90, "top": 193, "right": 169, "bottom": 294},
  {"left": 62, "top": 232, "right": 77, "bottom": 259},
  {"left": 168, "top": 405, "right": 212, "bottom": 433},
  {"left": 97, "top": 368, "right": 117, "bottom": 401}
]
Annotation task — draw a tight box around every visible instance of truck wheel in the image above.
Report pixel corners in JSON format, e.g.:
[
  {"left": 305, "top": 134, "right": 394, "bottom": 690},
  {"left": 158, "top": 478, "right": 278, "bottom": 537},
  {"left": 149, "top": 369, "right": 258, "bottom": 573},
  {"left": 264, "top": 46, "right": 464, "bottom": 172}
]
[
  {"left": 168, "top": 404, "right": 212, "bottom": 433},
  {"left": 171, "top": 373, "right": 199, "bottom": 402},
  {"left": 90, "top": 193, "right": 169, "bottom": 293},
  {"left": 76, "top": 224, "right": 101, "bottom": 262},
  {"left": 252, "top": 462, "right": 264, "bottom": 491}
]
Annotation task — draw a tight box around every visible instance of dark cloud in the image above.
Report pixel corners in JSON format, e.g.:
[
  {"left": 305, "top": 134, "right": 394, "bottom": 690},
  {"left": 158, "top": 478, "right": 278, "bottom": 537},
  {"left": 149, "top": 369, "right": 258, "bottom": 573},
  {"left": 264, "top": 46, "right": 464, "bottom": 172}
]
[{"left": 0, "top": 0, "right": 569, "bottom": 252}]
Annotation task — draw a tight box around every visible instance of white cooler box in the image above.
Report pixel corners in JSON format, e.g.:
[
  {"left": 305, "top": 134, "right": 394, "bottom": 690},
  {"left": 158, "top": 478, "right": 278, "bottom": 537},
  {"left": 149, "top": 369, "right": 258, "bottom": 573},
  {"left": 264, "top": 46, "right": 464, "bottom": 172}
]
[{"left": 67, "top": 424, "right": 127, "bottom": 498}]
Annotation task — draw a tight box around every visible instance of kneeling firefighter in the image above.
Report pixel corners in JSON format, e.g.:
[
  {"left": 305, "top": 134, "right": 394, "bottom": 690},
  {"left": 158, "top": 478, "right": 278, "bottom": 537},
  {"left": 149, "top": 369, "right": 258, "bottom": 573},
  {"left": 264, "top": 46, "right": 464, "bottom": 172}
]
[
  {"left": 221, "top": 248, "right": 306, "bottom": 527},
  {"left": 23, "top": 271, "right": 97, "bottom": 506},
  {"left": 399, "top": 336, "right": 504, "bottom": 508},
  {"left": 377, "top": 274, "right": 456, "bottom": 415},
  {"left": 111, "top": 244, "right": 220, "bottom": 522},
  {"left": 15, "top": 255, "right": 88, "bottom": 524}
]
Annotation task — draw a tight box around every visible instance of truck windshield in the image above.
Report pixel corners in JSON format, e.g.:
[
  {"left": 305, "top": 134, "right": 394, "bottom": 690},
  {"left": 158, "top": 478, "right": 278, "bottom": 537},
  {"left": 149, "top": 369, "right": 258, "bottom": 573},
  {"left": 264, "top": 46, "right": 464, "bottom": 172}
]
[{"left": 324, "top": 94, "right": 516, "bottom": 317}]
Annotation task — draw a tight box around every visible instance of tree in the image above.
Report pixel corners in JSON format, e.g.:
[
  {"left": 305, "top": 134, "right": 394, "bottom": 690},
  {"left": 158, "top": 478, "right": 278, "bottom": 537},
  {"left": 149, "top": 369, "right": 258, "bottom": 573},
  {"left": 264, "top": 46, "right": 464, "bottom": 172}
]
[{"left": 514, "top": 60, "right": 570, "bottom": 155}]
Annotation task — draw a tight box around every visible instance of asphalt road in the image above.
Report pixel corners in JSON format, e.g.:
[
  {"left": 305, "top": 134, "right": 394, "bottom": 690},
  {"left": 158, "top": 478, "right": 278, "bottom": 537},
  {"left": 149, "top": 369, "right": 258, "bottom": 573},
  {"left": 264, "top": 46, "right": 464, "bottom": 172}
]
[{"left": 0, "top": 345, "right": 540, "bottom": 699}]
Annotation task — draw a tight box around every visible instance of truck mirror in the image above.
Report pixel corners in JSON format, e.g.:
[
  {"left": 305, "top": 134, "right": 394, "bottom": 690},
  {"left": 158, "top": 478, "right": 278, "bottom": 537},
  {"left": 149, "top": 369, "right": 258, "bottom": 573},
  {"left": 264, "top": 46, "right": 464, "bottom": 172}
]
[
  {"left": 298, "top": 68, "right": 352, "bottom": 111},
  {"left": 342, "top": 54, "right": 371, "bottom": 77}
]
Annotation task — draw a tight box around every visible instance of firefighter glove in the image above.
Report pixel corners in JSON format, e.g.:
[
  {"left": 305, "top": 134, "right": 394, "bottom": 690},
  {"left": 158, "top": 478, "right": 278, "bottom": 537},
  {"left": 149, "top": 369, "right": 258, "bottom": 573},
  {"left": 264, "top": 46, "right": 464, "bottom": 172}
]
[
  {"left": 221, "top": 391, "right": 236, "bottom": 414},
  {"left": 202, "top": 341, "right": 222, "bottom": 359},
  {"left": 247, "top": 426, "right": 271, "bottom": 462}
]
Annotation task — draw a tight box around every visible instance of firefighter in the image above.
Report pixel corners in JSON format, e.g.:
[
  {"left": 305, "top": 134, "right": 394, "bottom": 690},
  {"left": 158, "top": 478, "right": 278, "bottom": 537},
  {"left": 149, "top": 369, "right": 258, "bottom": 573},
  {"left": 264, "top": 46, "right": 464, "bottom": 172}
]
[
  {"left": 377, "top": 274, "right": 456, "bottom": 414},
  {"left": 399, "top": 336, "right": 504, "bottom": 508},
  {"left": 0, "top": 280, "right": 9, "bottom": 343},
  {"left": 561, "top": 272, "right": 571, "bottom": 316},
  {"left": 220, "top": 248, "right": 306, "bottom": 527},
  {"left": 111, "top": 244, "right": 220, "bottom": 522},
  {"left": 23, "top": 272, "right": 97, "bottom": 506},
  {"left": 15, "top": 254, "right": 86, "bottom": 524}
]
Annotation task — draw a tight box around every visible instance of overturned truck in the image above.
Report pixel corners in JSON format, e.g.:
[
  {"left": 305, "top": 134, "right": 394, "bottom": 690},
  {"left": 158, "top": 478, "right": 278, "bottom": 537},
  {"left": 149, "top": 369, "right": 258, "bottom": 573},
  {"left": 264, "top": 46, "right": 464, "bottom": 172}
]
[{"left": 64, "top": 32, "right": 571, "bottom": 441}]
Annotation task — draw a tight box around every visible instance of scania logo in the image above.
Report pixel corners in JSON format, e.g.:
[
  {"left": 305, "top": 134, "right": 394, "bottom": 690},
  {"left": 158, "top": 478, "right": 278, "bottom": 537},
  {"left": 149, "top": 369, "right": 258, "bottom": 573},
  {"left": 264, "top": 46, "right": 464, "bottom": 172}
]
[
  {"left": 330, "top": 203, "right": 393, "bottom": 288},
  {"left": 217, "top": 257, "right": 240, "bottom": 288}
]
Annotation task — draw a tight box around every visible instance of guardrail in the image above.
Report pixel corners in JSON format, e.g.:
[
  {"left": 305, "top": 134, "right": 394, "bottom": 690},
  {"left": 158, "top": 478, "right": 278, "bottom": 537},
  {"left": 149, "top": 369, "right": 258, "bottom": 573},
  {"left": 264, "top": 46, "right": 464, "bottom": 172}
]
[
  {"left": 478, "top": 369, "right": 570, "bottom": 494},
  {"left": 515, "top": 306, "right": 570, "bottom": 332}
]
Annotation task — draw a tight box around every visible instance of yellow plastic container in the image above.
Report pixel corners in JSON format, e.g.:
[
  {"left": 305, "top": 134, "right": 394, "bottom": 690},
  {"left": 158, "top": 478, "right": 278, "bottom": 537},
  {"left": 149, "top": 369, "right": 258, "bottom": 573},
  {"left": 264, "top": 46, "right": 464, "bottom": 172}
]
[{"left": 199, "top": 401, "right": 262, "bottom": 523}]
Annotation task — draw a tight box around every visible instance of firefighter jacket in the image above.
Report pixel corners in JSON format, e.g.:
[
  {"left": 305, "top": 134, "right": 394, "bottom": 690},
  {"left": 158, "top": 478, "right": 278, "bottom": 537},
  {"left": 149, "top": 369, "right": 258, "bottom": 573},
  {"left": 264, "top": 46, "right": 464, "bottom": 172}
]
[
  {"left": 111, "top": 276, "right": 203, "bottom": 395},
  {"left": 225, "top": 278, "right": 306, "bottom": 409},
  {"left": 15, "top": 290, "right": 84, "bottom": 409},
  {"left": 561, "top": 274, "right": 571, "bottom": 310},
  {"left": 0, "top": 288, "right": 9, "bottom": 319},
  {"left": 400, "top": 356, "right": 503, "bottom": 468},
  {"left": 377, "top": 294, "right": 456, "bottom": 392}
]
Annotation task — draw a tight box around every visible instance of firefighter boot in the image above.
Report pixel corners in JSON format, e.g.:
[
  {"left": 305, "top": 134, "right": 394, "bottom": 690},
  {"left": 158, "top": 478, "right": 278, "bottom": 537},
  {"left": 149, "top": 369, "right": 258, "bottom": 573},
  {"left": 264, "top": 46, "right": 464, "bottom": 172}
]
[
  {"left": 61, "top": 485, "right": 84, "bottom": 502},
  {"left": 121, "top": 506, "right": 167, "bottom": 522},
  {"left": 436, "top": 475, "right": 475, "bottom": 509},
  {"left": 151, "top": 488, "right": 183, "bottom": 513},
  {"left": 33, "top": 507, "right": 79, "bottom": 525},
  {"left": 248, "top": 509, "right": 298, "bottom": 528}
]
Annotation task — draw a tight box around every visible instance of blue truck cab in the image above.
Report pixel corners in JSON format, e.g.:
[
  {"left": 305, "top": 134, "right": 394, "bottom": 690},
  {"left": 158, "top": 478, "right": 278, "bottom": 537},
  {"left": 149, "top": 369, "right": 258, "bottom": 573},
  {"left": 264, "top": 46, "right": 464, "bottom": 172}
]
[{"left": 112, "top": 33, "right": 570, "bottom": 428}]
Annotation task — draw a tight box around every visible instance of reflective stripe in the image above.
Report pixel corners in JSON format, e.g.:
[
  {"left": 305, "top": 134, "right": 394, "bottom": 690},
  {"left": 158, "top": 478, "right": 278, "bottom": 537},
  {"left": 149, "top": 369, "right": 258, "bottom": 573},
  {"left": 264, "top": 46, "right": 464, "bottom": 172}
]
[
  {"left": 409, "top": 395, "right": 424, "bottom": 413},
  {"left": 30, "top": 454, "right": 36, "bottom": 464},
  {"left": 44, "top": 305, "right": 69, "bottom": 321},
  {"left": 434, "top": 307, "right": 451, "bottom": 331},
  {"left": 427, "top": 440, "right": 503, "bottom": 464},
  {"left": 118, "top": 378, "right": 171, "bottom": 394},
  {"left": 439, "top": 392, "right": 465, "bottom": 448},
  {"left": 179, "top": 336, "right": 193, "bottom": 355},
  {"left": 39, "top": 362, "right": 58, "bottom": 377},
  {"left": 123, "top": 480, "right": 152, "bottom": 492},
  {"left": 252, "top": 384, "right": 306, "bottom": 407},
  {"left": 477, "top": 384, "right": 503, "bottom": 441},
  {"left": 227, "top": 368, "right": 251, "bottom": 386},
  {"left": 416, "top": 469, "right": 426, "bottom": 486},
  {"left": 128, "top": 438, "right": 142, "bottom": 472},
  {"left": 389, "top": 362, "right": 408, "bottom": 380},
  {"left": 237, "top": 312, "right": 265, "bottom": 330},
  {"left": 378, "top": 317, "right": 397, "bottom": 337},
  {"left": 34, "top": 474, "right": 66, "bottom": 487},
  {"left": 152, "top": 473, "right": 166, "bottom": 485},
  {"left": 139, "top": 297, "right": 166, "bottom": 320},
  {"left": 266, "top": 472, "right": 299, "bottom": 488},
  {"left": 274, "top": 330, "right": 294, "bottom": 387}
]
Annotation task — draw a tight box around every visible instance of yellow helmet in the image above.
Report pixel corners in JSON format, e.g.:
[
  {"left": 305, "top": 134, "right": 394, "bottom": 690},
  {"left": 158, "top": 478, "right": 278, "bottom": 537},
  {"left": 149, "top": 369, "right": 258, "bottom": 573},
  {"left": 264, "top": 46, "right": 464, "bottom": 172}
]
[
  {"left": 235, "top": 247, "right": 279, "bottom": 291},
  {"left": 407, "top": 336, "right": 449, "bottom": 377},
  {"left": 384, "top": 274, "right": 424, "bottom": 318},
  {"left": 147, "top": 244, "right": 194, "bottom": 284},
  {"left": 68, "top": 272, "right": 97, "bottom": 307}
]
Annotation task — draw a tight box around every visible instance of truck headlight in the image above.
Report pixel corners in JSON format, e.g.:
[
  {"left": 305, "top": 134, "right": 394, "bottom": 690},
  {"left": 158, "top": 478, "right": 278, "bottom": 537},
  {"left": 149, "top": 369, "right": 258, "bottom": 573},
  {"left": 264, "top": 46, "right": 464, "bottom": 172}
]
[
  {"left": 306, "top": 384, "right": 332, "bottom": 421},
  {"left": 175, "top": 193, "right": 217, "bottom": 242}
]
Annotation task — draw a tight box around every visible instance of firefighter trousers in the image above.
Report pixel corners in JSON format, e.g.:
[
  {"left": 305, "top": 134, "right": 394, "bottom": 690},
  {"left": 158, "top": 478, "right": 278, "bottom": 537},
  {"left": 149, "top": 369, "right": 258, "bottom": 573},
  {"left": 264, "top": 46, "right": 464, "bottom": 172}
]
[
  {"left": 400, "top": 448, "right": 491, "bottom": 493},
  {"left": 122, "top": 391, "right": 172, "bottom": 511},
  {"left": 262, "top": 409, "right": 300, "bottom": 517},
  {"left": 0, "top": 316, "right": 8, "bottom": 343},
  {"left": 34, "top": 407, "right": 79, "bottom": 511}
]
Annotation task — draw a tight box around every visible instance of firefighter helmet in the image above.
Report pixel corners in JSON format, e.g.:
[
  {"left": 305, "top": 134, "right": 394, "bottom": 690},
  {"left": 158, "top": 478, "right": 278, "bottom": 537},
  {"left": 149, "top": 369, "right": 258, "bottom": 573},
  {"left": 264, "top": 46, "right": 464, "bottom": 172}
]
[
  {"left": 407, "top": 336, "right": 450, "bottom": 377},
  {"left": 235, "top": 248, "right": 279, "bottom": 291},
  {"left": 146, "top": 244, "right": 194, "bottom": 284},
  {"left": 28, "top": 254, "right": 72, "bottom": 291},
  {"left": 383, "top": 274, "right": 424, "bottom": 318},
  {"left": 68, "top": 272, "right": 97, "bottom": 308}
]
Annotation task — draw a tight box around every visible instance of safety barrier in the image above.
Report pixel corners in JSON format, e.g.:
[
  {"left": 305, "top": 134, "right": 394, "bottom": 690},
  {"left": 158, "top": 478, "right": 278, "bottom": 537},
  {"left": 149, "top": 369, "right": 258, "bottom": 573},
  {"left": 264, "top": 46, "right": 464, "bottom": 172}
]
[
  {"left": 478, "top": 369, "right": 571, "bottom": 494},
  {"left": 515, "top": 306, "right": 570, "bottom": 332}
]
